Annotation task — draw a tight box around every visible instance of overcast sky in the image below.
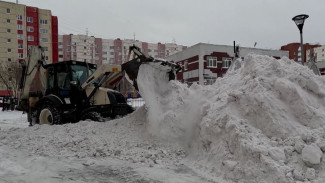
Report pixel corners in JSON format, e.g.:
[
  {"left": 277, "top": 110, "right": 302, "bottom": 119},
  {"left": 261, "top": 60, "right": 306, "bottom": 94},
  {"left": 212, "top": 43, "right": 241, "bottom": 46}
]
[{"left": 5, "top": 0, "right": 325, "bottom": 49}]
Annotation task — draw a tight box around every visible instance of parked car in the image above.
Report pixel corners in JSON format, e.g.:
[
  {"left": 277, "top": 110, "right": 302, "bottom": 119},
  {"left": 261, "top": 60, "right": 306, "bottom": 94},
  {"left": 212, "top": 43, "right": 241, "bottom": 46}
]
[{"left": 0, "top": 97, "right": 3, "bottom": 108}]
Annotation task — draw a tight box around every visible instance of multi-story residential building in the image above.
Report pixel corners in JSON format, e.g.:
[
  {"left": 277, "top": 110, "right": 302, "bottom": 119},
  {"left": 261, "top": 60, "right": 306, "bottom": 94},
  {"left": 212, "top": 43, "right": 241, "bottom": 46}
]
[
  {"left": 58, "top": 34, "right": 187, "bottom": 65},
  {"left": 306, "top": 45, "right": 325, "bottom": 62},
  {"left": 166, "top": 43, "right": 288, "bottom": 85},
  {"left": 280, "top": 43, "right": 320, "bottom": 64},
  {"left": 305, "top": 45, "right": 325, "bottom": 76},
  {"left": 0, "top": 1, "right": 58, "bottom": 64},
  {"left": 0, "top": 1, "right": 58, "bottom": 96}
]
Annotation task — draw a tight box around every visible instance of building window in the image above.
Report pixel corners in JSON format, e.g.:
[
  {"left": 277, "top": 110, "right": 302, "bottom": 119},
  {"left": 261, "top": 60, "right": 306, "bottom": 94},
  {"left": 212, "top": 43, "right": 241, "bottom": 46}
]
[
  {"left": 207, "top": 57, "right": 217, "bottom": 68},
  {"left": 18, "top": 53, "right": 23, "bottom": 58},
  {"left": 17, "top": 34, "right": 23, "bottom": 40},
  {"left": 45, "top": 56, "right": 48, "bottom": 60},
  {"left": 66, "top": 48, "right": 71, "bottom": 52},
  {"left": 8, "top": 48, "right": 12, "bottom": 53},
  {"left": 7, "top": 19, "right": 10, "bottom": 23},
  {"left": 8, "top": 68, "right": 12, "bottom": 72},
  {"left": 184, "top": 60, "right": 188, "bottom": 70},
  {"left": 7, "top": 58, "right": 12, "bottom": 62},
  {"left": 59, "top": 55, "right": 63, "bottom": 58},
  {"left": 40, "top": 38, "right": 48, "bottom": 43},
  {"left": 6, "top": 8, "right": 10, "bottom": 13},
  {"left": 18, "top": 44, "right": 23, "bottom": 49},
  {"left": 59, "top": 42, "right": 62, "bottom": 45},
  {"left": 7, "top": 29, "right": 11, "bottom": 33},
  {"left": 28, "top": 36, "right": 34, "bottom": 41},
  {"left": 27, "top": 26, "right": 34, "bottom": 32},
  {"left": 205, "top": 77, "right": 217, "bottom": 85},
  {"left": 222, "top": 57, "right": 232, "bottom": 68},
  {"left": 39, "top": 19, "right": 48, "bottom": 24},
  {"left": 27, "top": 17, "right": 33, "bottom": 23},
  {"left": 84, "top": 46, "right": 87, "bottom": 49},
  {"left": 17, "top": 24, "right": 23, "bottom": 30},
  {"left": 59, "top": 48, "right": 63, "bottom": 51},
  {"left": 42, "top": 47, "right": 48, "bottom": 51},
  {"left": 17, "top": 15, "right": 22, "bottom": 20},
  {"left": 110, "top": 46, "right": 114, "bottom": 49},
  {"left": 7, "top": 39, "right": 11, "bottom": 43}
]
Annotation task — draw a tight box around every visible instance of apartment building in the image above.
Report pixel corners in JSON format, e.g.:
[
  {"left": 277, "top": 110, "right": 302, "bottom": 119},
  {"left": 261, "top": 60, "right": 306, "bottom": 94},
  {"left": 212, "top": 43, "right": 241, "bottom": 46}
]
[
  {"left": 0, "top": 1, "right": 58, "bottom": 96},
  {"left": 306, "top": 45, "right": 325, "bottom": 62},
  {"left": 58, "top": 34, "right": 187, "bottom": 65},
  {"left": 0, "top": 1, "right": 58, "bottom": 64},
  {"left": 280, "top": 43, "right": 320, "bottom": 64},
  {"left": 166, "top": 43, "right": 288, "bottom": 85}
]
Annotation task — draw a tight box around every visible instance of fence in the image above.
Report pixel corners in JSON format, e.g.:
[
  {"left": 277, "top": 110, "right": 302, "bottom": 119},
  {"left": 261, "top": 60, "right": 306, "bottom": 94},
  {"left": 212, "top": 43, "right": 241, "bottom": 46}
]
[{"left": 127, "top": 98, "right": 145, "bottom": 108}]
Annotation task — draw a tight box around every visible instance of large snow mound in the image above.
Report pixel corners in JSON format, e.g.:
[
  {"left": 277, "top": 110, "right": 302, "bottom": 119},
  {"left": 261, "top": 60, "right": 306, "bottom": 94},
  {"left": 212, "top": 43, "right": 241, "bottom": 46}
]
[{"left": 138, "top": 55, "right": 325, "bottom": 182}]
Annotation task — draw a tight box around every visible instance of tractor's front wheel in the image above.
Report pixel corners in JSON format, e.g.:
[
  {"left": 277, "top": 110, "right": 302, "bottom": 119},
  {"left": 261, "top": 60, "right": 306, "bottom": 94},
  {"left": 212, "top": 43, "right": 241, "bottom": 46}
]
[{"left": 37, "top": 103, "right": 61, "bottom": 125}]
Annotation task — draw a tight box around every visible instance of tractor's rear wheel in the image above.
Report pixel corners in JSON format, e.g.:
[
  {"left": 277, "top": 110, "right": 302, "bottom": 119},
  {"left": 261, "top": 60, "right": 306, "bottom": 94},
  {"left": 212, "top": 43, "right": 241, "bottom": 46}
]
[{"left": 38, "top": 103, "right": 61, "bottom": 125}]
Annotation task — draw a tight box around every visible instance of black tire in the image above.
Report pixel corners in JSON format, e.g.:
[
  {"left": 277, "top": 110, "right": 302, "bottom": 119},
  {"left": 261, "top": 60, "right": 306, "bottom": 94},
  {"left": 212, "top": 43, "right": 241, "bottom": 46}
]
[
  {"left": 81, "top": 111, "right": 104, "bottom": 122},
  {"left": 37, "top": 103, "right": 61, "bottom": 125}
]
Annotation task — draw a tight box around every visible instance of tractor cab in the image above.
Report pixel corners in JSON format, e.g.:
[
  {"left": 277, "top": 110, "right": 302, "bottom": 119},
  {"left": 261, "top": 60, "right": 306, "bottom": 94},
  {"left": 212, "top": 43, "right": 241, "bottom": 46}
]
[{"left": 44, "top": 61, "right": 98, "bottom": 108}]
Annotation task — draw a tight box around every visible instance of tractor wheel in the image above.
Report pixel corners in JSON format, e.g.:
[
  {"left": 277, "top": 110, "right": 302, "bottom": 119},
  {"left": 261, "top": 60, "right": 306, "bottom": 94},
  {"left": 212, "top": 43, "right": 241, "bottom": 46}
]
[
  {"left": 38, "top": 103, "right": 61, "bottom": 125},
  {"left": 81, "top": 111, "right": 104, "bottom": 122}
]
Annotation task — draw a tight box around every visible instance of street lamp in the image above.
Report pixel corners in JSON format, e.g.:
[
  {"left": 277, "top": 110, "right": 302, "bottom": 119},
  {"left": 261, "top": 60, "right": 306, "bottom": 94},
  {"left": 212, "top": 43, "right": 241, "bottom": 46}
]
[{"left": 292, "top": 14, "right": 309, "bottom": 65}]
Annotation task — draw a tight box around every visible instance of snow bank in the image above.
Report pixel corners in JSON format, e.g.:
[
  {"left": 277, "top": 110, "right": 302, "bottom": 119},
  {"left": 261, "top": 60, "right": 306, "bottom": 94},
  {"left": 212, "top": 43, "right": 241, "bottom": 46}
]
[
  {"left": 137, "top": 55, "right": 325, "bottom": 182},
  {"left": 0, "top": 107, "right": 186, "bottom": 168}
]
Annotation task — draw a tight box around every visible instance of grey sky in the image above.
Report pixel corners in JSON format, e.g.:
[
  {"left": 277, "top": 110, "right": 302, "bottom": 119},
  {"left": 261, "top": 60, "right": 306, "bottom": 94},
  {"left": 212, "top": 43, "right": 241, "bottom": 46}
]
[{"left": 6, "top": 0, "right": 325, "bottom": 49}]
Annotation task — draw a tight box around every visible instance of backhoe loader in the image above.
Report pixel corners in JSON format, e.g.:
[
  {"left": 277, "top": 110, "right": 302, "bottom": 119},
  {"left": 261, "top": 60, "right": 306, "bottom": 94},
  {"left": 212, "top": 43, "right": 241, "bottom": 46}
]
[{"left": 17, "top": 45, "right": 180, "bottom": 125}]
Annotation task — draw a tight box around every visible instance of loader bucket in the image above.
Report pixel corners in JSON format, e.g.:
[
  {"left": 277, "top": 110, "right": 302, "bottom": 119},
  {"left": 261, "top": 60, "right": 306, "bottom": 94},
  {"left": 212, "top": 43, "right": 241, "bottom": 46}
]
[{"left": 122, "top": 58, "right": 181, "bottom": 91}]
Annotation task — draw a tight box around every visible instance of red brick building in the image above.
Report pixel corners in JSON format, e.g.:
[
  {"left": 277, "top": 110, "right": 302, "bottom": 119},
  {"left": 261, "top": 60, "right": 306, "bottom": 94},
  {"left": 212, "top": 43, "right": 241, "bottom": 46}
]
[{"left": 167, "top": 43, "right": 288, "bottom": 85}]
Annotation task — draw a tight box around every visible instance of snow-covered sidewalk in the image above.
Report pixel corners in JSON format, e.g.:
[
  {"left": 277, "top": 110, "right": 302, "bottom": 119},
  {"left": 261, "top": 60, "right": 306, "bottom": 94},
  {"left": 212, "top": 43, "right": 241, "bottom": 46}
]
[{"left": 0, "top": 109, "right": 28, "bottom": 130}]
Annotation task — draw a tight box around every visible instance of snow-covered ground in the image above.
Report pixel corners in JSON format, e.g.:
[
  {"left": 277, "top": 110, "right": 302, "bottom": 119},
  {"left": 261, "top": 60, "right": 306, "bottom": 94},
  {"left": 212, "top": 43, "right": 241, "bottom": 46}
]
[
  {"left": 2, "top": 54, "right": 325, "bottom": 182},
  {"left": 0, "top": 109, "right": 215, "bottom": 183}
]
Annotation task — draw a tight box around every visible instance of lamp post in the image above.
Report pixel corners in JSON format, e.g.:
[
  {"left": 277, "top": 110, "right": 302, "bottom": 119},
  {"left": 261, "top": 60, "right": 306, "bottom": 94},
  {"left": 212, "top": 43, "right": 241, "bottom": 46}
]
[{"left": 292, "top": 14, "right": 309, "bottom": 65}]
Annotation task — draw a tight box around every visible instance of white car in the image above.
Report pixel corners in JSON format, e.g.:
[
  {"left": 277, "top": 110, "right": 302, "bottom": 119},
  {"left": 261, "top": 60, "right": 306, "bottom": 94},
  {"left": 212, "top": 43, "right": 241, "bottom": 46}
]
[{"left": 0, "top": 97, "right": 3, "bottom": 107}]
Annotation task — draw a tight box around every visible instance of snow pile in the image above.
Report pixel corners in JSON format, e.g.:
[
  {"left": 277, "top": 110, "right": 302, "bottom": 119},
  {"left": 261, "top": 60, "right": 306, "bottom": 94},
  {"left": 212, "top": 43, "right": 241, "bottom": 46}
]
[
  {"left": 138, "top": 55, "right": 325, "bottom": 182},
  {"left": 0, "top": 107, "right": 186, "bottom": 167}
]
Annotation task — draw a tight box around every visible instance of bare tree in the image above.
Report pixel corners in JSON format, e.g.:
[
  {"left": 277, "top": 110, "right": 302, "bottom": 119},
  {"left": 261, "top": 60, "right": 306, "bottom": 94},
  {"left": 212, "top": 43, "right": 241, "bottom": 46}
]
[{"left": 0, "top": 61, "right": 20, "bottom": 97}]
